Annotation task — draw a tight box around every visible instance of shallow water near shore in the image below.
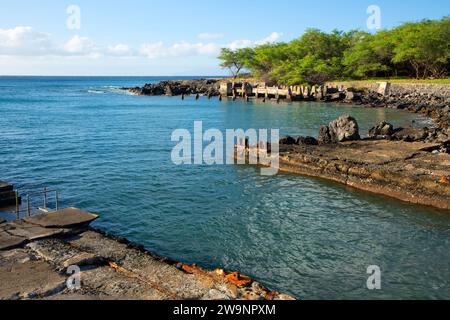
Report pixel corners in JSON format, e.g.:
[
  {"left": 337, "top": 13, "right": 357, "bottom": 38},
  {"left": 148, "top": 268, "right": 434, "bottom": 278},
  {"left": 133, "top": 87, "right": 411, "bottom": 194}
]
[{"left": 0, "top": 76, "right": 449, "bottom": 300}]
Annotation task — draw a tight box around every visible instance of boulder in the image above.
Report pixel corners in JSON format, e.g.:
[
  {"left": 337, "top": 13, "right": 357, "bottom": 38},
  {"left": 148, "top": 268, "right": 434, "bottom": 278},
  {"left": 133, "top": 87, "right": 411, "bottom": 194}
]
[
  {"left": 392, "top": 127, "right": 429, "bottom": 142},
  {"left": 344, "top": 90, "right": 362, "bottom": 102},
  {"left": 279, "top": 136, "right": 297, "bottom": 145},
  {"left": 296, "top": 136, "right": 319, "bottom": 146},
  {"left": 439, "top": 140, "right": 450, "bottom": 154},
  {"left": 328, "top": 115, "right": 361, "bottom": 142},
  {"left": 318, "top": 125, "right": 333, "bottom": 145},
  {"left": 325, "top": 92, "right": 345, "bottom": 102},
  {"left": 369, "top": 122, "right": 394, "bottom": 139}
]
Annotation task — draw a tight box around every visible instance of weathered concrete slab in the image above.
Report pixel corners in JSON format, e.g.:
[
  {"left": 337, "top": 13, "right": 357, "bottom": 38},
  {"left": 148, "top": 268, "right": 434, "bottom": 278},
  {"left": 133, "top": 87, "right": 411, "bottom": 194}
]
[
  {"left": 7, "top": 221, "right": 65, "bottom": 241},
  {"left": 0, "top": 181, "right": 13, "bottom": 192},
  {"left": 0, "top": 229, "right": 27, "bottom": 251},
  {"left": 24, "top": 208, "right": 98, "bottom": 228},
  {"left": 0, "top": 249, "right": 66, "bottom": 299},
  {"left": 0, "top": 209, "right": 295, "bottom": 300}
]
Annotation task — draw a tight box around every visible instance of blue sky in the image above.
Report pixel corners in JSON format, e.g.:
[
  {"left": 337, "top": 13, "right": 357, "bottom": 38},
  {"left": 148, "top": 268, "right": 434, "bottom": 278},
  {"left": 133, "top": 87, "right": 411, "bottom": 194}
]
[{"left": 0, "top": 0, "right": 448, "bottom": 75}]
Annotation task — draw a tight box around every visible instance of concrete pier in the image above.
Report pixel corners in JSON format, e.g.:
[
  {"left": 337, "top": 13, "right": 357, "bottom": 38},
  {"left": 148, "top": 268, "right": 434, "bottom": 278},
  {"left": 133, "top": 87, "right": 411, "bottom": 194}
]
[{"left": 0, "top": 181, "right": 20, "bottom": 208}]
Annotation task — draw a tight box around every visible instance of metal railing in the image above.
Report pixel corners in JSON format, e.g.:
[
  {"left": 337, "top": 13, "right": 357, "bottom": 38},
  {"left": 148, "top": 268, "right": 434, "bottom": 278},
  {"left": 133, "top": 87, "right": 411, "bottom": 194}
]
[{"left": 14, "top": 187, "right": 60, "bottom": 220}]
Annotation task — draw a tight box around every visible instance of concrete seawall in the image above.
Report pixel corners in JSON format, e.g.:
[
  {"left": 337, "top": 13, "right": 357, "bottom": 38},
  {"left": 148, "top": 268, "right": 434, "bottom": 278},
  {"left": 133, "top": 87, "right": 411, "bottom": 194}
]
[
  {"left": 326, "top": 81, "right": 450, "bottom": 98},
  {"left": 0, "top": 208, "right": 295, "bottom": 300}
]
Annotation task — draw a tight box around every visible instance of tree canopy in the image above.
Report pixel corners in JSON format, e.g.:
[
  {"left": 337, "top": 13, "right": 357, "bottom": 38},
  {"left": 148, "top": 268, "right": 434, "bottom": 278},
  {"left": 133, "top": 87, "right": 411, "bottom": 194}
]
[{"left": 218, "top": 17, "right": 449, "bottom": 85}]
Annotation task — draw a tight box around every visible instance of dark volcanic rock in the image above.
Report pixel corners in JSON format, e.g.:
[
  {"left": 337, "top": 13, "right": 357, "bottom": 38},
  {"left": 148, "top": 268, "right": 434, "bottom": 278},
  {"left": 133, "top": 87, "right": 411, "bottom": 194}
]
[
  {"left": 319, "top": 115, "right": 361, "bottom": 144},
  {"left": 297, "top": 136, "right": 319, "bottom": 146},
  {"left": 318, "top": 125, "right": 333, "bottom": 145},
  {"left": 369, "top": 122, "right": 394, "bottom": 139},
  {"left": 279, "top": 136, "right": 297, "bottom": 145},
  {"left": 391, "top": 127, "right": 429, "bottom": 142},
  {"left": 127, "top": 79, "right": 220, "bottom": 97},
  {"left": 329, "top": 115, "right": 361, "bottom": 142}
]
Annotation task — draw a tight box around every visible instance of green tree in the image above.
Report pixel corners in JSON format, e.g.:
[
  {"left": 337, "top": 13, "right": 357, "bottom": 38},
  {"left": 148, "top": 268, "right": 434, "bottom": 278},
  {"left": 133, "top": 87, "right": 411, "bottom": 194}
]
[
  {"left": 343, "top": 31, "right": 392, "bottom": 78},
  {"left": 218, "top": 17, "right": 449, "bottom": 84},
  {"left": 391, "top": 18, "right": 449, "bottom": 78},
  {"left": 218, "top": 48, "right": 255, "bottom": 79}
]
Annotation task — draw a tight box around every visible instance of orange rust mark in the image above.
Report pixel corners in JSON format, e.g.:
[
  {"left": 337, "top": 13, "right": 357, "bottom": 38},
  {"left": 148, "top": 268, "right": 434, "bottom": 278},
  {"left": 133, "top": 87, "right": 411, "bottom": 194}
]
[
  {"left": 439, "top": 176, "right": 449, "bottom": 184},
  {"left": 180, "top": 263, "right": 207, "bottom": 275},
  {"left": 108, "top": 261, "right": 178, "bottom": 299},
  {"left": 108, "top": 261, "right": 137, "bottom": 278},
  {"left": 224, "top": 272, "right": 252, "bottom": 287},
  {"left": 264, "top": 291, "right": 279, "bottom": 301}
]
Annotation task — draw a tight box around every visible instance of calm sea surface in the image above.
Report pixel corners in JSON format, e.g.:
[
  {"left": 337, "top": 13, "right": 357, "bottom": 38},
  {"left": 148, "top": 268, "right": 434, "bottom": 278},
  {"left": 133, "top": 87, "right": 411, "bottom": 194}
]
[{"left": 0, "top": 76, "right": 448, "bottom": 299}]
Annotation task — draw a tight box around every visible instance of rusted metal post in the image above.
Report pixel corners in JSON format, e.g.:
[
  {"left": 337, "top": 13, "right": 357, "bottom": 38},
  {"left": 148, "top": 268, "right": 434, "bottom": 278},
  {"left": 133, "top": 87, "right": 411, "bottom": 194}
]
[
  {"left": 26, "top": 194, "right": 31, "bottom": 217},
  {"left": 55, "top": 191, "right": 59, "bottom": 211},
  {"left": 15, "top": 190, "right": 19, "bottom": 220},
  {"left": 43, "top": 187, "right": 48, "bottom": 209}
]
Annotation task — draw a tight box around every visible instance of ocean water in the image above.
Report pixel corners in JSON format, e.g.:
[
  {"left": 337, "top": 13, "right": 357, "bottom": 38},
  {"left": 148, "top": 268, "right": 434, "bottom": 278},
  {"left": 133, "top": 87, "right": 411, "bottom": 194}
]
[{"left": 0, "top": 76, "right": 449, "bottom": 300}]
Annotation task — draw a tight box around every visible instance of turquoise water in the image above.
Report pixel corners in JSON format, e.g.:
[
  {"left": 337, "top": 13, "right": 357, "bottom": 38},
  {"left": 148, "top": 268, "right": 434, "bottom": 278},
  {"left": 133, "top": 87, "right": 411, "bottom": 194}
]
[{"left": 0, "top": 76, "right": 448, "bottom": 300}]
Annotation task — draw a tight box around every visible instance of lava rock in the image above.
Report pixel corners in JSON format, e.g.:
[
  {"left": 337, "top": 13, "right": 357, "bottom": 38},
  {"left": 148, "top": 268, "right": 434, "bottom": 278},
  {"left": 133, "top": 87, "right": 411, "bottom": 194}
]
[
  {"left": 392, "top": 127, "right": 429, "bottom": 142},
  {"left": 297, "top": 136, "right": 319, "bottom": 146},
  {"left": 318, "top": 125, "right": 333, "bottom": 145},
  {"left": 279, "top": 136, "right": 297, "bottom": 145},
  {"left": 369, "top": 122, "right": 394, "bottom": 139},
  {"left": 328, "top": 115, "right": 361, "bottom": 142}
]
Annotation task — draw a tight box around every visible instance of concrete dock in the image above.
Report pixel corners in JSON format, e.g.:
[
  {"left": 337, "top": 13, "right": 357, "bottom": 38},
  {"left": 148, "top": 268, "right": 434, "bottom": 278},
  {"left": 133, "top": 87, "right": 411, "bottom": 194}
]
[
  {"left": 0, "top": 208, "right": 294, "bottom": 300},
  {"left": 0, "top": 181, "right": 19, "bottom": 208}
]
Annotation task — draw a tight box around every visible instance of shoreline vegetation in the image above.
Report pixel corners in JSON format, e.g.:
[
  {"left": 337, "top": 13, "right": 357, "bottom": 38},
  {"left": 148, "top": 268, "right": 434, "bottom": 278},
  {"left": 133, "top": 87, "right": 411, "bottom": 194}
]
[{"left": 218, "top": 17, "right": 449, "bottom": 85}]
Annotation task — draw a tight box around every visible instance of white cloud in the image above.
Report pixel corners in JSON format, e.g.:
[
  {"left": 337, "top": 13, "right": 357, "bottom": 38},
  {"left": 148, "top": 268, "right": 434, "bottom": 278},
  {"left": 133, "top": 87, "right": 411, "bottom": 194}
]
[
  {"left": 226, "top": 39, "right": 254, "bottom": 50},
  {"left": 107, "top": 44, "right": 132, "bottom": 56},
  {"left": 63, "top": 35, "right": 96, "bottom": 54},
  {"left": 255, "top": 32, "right": 283, "bottom": 45},
  {"left": 0, "top": 26, "right": 283, "bottom": 63},
  {"left": 139, "top": 42, "right": 166, "bottom": 59},
  {"left": 197, "top": 33, "right": 224, "bottom": 41},
  {"left": 140, "top": 41, "right": 220, "bottom": 59},
  {"left": 227, "top": 32, "right": 283, "bottom": 50},
  {"left": 0, "top": 26, "right": 53, "bottom": 55}
]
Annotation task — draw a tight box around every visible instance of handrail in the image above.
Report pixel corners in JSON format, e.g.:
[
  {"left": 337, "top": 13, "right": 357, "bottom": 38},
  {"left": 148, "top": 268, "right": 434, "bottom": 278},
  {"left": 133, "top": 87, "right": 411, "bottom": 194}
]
[{"left": 13, "top": 187, "right": 60, "bottom": 220}]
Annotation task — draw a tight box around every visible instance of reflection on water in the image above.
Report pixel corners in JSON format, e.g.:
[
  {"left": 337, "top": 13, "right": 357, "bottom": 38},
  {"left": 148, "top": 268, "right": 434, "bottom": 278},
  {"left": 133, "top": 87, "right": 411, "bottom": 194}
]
[{"left": 0, "top": 77, "right": 448, "bottom": 299}]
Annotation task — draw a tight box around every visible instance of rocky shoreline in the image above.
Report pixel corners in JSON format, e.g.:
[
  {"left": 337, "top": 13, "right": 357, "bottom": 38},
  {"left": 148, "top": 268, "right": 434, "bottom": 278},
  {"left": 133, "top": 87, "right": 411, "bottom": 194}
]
[
  {"left": 0, "top": 208, "right": 294, "bottom": 300},
  {"left": 126, "top": 79, "right": 220, "bottom": 97},
  {"left": 334, "top": 85, "right": 449, "bottom": 141}
]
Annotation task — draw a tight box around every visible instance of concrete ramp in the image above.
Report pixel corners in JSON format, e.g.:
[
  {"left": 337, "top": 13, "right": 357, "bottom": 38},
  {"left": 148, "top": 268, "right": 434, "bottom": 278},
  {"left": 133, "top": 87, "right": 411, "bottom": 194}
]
[
  {"left": 0, "top": 208, "right": 98, "bottom": 251},
  {"left": 24, "top": 207, "right": 98, "bottom": 228}
]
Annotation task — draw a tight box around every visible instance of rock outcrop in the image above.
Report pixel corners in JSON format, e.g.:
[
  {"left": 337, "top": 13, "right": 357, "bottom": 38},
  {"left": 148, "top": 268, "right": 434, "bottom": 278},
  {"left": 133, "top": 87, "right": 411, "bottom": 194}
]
[
  {"left": 127, "top": 79, "right": 220, "bottom": 97},
  {"left": 318, "top": 115, "right": 360, "bottom": 144},
  {"left": 279, "top": 136, "right": 318, "bottom": 146},
  {"left": 369, "top": 122, "right": 395, "bottom": 140}
]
